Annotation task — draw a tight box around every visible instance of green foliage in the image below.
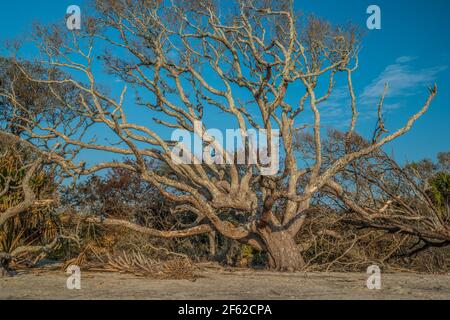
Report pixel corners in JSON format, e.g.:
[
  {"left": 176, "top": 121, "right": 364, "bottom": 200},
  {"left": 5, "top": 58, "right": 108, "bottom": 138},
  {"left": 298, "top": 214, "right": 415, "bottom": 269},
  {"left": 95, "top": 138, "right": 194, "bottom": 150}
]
[
  {"left": 240, "top": 244, "right": 255, "bottom": 260},
  {"left": 237, "top": 244, "right": 266, "bottom": 267},
  {"left": 428, "top": 172, "right": 450, "bottom": 213},
  {"left": 405, "top": 151, "right": 450, "bottom": 217}
]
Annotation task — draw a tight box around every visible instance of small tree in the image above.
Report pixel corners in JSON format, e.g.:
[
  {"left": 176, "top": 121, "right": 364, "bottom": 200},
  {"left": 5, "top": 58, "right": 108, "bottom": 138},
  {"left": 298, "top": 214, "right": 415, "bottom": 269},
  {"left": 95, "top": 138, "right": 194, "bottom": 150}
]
[{"left": 0, "top": 0, "right": 438, "bottom": 270}]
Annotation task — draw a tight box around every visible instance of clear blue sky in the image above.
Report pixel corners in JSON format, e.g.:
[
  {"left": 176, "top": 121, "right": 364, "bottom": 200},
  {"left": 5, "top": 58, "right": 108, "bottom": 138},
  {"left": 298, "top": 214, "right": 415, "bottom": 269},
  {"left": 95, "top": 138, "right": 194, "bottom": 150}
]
[{"left": 0, "top": 0, "right": 449, "bottom": 164}]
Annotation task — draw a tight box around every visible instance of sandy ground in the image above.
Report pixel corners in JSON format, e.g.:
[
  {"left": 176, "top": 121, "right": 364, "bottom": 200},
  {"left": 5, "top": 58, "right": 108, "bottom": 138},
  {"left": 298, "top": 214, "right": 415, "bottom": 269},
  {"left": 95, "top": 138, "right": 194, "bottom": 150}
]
[{"left": 1, "top": 269, "right": 450, "bottom": 300}]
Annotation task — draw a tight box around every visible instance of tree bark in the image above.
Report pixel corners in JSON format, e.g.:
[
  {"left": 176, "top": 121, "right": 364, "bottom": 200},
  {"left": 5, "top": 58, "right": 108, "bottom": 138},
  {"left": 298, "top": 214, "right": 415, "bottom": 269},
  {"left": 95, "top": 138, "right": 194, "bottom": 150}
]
[{"left": 258, "top": 229, "right": 304, "bottom": 272}]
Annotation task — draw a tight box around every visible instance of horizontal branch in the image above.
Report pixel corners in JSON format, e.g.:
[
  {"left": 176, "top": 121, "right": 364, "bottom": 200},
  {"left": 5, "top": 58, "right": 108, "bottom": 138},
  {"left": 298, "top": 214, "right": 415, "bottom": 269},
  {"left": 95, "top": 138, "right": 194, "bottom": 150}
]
[
  {"left": 10, "top": 237, "right": 59, "bottom": 258},
  {"left": 85, "top": 217, "right": 213, "bottom": 238}
]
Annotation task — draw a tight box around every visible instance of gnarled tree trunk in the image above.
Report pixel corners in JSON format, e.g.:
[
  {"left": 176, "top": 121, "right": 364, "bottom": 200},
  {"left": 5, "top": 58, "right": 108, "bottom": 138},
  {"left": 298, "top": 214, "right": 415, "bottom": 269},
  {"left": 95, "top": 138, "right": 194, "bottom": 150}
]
[{"left": 259, "top": 229, "right": 304, "bottom": 271}]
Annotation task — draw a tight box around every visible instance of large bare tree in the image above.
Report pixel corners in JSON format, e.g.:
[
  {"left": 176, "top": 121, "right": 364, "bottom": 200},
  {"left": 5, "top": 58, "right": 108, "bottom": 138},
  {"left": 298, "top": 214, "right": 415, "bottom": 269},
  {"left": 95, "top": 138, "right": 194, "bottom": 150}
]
[{"left": 0, "top": 0, "right": 438, "bottom": 270}]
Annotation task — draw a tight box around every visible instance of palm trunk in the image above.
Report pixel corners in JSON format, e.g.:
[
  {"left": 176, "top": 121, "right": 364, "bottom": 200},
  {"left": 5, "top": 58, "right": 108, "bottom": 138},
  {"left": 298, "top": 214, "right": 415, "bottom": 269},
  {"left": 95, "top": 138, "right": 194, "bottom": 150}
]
[{"left": 0, "top": 252, "right": 14, "bottom": 277}]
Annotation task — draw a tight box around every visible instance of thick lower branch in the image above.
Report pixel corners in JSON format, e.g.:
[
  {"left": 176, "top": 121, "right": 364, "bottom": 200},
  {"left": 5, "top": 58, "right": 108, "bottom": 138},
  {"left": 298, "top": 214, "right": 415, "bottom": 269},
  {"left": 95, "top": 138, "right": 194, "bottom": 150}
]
[
  {"left": 85, "top": 217, "right": 213, "bottom": 238},
  {"left": 10, "top": 237, "right": 60, "bottom": 258},
  {"left": 0, "top": 159, "right": 41, "bottom": 228}
]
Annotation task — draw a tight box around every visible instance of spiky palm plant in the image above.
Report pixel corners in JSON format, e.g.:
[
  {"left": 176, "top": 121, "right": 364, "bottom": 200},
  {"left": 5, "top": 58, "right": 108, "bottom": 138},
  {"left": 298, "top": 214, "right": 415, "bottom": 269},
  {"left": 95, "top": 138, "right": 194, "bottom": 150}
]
[{"left": 0, "top": 148, "right": 58, "bottom": 272}]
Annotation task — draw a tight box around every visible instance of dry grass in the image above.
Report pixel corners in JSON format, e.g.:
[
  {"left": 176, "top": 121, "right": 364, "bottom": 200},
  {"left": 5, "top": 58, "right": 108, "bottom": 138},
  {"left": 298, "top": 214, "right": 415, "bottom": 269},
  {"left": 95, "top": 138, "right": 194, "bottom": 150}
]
[{"left": 298, "top": 209, "right": 450, "bottom": 273}]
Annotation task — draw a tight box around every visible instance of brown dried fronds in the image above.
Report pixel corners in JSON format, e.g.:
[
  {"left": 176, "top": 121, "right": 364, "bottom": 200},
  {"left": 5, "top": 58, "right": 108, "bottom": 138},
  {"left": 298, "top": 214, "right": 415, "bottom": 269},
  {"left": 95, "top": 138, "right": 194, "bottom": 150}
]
[{"left": 96, "top": 250, "right": 196, "bottom": 279}]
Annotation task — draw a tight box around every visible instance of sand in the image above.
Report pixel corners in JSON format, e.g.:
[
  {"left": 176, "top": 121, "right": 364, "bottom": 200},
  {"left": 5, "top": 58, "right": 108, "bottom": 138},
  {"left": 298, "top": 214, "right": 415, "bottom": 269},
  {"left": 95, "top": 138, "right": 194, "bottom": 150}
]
[{"left": 1, "top": 269, "right": 450, "bottom": 300}]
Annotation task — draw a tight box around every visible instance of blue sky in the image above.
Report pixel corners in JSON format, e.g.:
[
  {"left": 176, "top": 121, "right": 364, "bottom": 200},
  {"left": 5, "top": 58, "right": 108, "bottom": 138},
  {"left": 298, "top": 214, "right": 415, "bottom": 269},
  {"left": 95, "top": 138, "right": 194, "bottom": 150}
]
[{"left": 0, "top": 0, "right": 449, "bottom": 164}]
